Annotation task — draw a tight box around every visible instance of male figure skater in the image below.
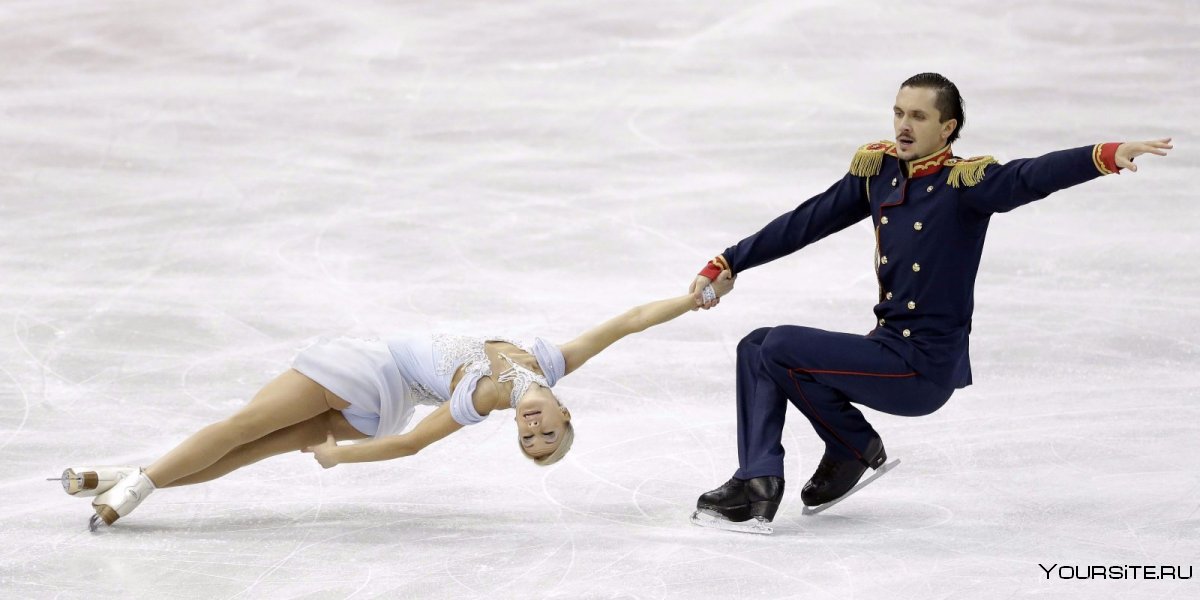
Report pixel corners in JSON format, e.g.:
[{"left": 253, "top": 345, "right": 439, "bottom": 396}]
[{"left": 688, "top": 72, "right": 1173, "bottom": 534}]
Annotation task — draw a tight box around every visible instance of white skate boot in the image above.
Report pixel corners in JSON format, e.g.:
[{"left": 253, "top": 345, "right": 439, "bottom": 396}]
[
  {"left": 55, "top": 467, "right": 139, "bottom": 497},
  {"left": 89, "top": 469, "right": 156, "bottom": 531}
]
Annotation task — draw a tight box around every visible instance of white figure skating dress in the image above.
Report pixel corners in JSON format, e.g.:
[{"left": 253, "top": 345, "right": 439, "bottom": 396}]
[{"left": 291, "top": 335, "right": 565, "bottom": 436}]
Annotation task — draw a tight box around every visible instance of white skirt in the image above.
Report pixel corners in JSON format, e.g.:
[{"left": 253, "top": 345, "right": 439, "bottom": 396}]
[{"left": 291, "top": 337, "right": 416, "bottom": 437}]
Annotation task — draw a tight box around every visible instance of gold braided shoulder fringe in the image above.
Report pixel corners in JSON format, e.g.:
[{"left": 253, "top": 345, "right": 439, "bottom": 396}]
[
  {"left": 945, "top": 156, "right": 998, "bottom": 188},
  {"left": 849, "top": 140, "right": 895, "bottom": 177}
]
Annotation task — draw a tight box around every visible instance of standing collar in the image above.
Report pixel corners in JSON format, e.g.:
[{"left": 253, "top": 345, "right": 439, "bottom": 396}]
[{"left": 902, "top": 145, "right": 953, "bottom": 179}]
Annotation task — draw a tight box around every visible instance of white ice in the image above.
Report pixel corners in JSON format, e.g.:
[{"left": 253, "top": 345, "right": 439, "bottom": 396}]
[{"left": 1, "top": 1, "right": 1198, "bottom": 598}]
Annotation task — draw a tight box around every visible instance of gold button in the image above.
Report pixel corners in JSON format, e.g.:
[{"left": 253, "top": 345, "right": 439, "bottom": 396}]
[
  {"left": 880, "top": 256, "right": 888, "bottom": 265},
  {"left": 926, "top": 185, "right": 934, "bottom": 192},
  {"left": 907, "top": 301, "right": 916, "bottom": 310},
  {"left": 914, "top": 222, "right": 923, "bottom": 231},
  {"left": 881, "top": 216, "right": 889, "bottom": 225},
  {"left": 902, "top": 329, "right": 911, "bottom": 338},
  {"left": 912, "top": 262, "right": 920, "bottom": 272},
  {"left": 885, "top": 292, "right": 893, "bottom": 300},
  {"left": 891, "top": 178, "right": 897, "bottom": 186},
  {"left": 879, "top": 318, "right": 886, "bottom": 326}
]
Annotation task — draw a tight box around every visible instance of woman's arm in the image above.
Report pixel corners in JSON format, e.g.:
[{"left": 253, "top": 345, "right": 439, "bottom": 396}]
[
  {"left": 560, "top": 270, "right": 734, "bottom": 375},
  {"left": 303, "top": 404, "right": 463, "bottom": 468}
]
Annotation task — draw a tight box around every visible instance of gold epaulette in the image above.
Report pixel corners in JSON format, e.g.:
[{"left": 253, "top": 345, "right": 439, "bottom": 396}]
[
  {"left": 945, "top": 155, "right": 998, "bottom": 188},
  {"left": 849, "top": 140, "right": 896, "bottom": 177}
]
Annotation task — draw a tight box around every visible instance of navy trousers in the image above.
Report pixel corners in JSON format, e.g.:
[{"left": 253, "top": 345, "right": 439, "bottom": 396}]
[{"left": 734, "top": 325, "right": 954, "bottom": 480}]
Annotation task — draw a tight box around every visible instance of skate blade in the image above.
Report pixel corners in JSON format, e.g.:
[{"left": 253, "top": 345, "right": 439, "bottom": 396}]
[
  {"left": 88, "top": 513, "right": 102, "bottom": 533},
  {"left": 802, "top": 458, "right": 901, "bottom": 516},
  {"left": 690, "top": 510, "right": 773, "bottom": 535}
]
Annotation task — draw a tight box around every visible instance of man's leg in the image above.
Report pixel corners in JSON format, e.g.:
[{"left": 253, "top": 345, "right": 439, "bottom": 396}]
[
  {"left": 758, "top": 325, "right": 952, "bottom": 463},
  {"left": 693, "top": 327, "right": 789, "bottom": 529},
  {"left": 733, "top": 327, "right": 793, "bottom": 479}
]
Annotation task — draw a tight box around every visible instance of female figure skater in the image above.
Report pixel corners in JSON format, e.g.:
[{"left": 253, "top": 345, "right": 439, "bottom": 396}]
[{"left": 59, "top": 272, "right": 735, "bottom": 530}]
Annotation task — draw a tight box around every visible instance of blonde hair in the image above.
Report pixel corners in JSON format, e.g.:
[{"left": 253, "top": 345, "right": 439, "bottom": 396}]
[{"left": 521, "top": 421, "right": 574, "bottom": 466}]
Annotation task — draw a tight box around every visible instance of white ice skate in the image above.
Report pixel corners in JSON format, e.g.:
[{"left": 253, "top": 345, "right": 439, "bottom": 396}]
[
  {"left": 801, "top": 458, "right": 901, "bottom": 516},
  {"left": 690, "top": 510, "right": 774, "bottom": 535},
  {"left": 89, "top": 469, "right": 156, "bottom": 531},
  {"left": 53, "top": 466, "right": 140, "bottom": 497}
]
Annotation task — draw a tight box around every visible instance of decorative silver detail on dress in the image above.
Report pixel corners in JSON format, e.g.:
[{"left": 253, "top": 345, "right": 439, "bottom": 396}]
[
  {"left": 432, "top": 334, "right": 491, "bottom": 377},
  {"left": 421, "top": 335, "right": 540, "bottom": 407},
  {"left": 497, "top": 352, "right": 550, "bottom": 408}
]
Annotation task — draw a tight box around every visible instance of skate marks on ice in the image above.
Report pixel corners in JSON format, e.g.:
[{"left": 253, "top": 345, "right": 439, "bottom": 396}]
[
  {"left": 0, "top": 363, "right": 31, "bottom": 453},
  {"left": 538, "top": 416, "right": 952, "bottom": 537}
]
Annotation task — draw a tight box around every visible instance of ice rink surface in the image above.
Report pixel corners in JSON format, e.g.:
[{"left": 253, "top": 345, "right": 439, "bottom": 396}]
[{"left": 2, "top": 1, "right": 1198, "bottom": 598}]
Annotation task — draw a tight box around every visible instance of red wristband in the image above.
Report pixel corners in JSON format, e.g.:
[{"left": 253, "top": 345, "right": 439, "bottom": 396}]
[
  {"left": 1094, "top": 143, "right": 1121, "bottom": 175},
  {"left": 698, "top": 261, "right": 721, "bottom": 280},
  {"left": 698, "top": 255, "right": 730, "bottom": 280}
]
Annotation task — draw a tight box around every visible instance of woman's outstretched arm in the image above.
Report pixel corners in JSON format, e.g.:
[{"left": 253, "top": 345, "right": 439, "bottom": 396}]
[
  {"left": 560, "top": 270, "right": 734, "bottom": 375},
  {"left": 303, "top": 402, "right": 465, "bottom": 468}
]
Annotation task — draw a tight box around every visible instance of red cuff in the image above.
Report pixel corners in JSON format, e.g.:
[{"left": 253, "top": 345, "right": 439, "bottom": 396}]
[
  {"left": 698, "top": 255, "right": 730, "bottom": 280},
  {"left": 1093, "top": 143, "right": 1121, "bottom": 175},
  {"left": 698, "top": 261, "right": 722, "bottom": 280}
]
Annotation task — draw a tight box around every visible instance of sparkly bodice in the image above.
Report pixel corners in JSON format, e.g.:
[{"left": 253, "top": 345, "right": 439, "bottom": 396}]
[{"left": 406, "top": 334, "right": 531, "bottom": 407}]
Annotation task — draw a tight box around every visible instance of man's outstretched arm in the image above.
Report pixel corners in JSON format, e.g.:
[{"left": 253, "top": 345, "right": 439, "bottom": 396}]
[
  {"left": 958, "top": 138, "right": 1173, "bottom": 215},
  {"left": 690, "top": 171, "right": 871, "bottom": 308}
]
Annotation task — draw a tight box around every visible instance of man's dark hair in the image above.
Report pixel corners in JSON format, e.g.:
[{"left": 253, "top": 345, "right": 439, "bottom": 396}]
[{"left": 901, "top": 72, "right": 965, "bottom": 144}]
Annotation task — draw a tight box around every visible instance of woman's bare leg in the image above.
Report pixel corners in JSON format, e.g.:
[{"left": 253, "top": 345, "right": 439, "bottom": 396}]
[
  {"left": 144, "top": 369, "right": 350, "bottom": 487},
  {"left": 163, "top": 409, "right": 368, "bottom": 488}
]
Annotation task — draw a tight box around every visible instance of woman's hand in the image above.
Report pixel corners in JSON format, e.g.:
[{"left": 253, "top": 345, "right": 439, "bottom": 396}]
[
  {"left": 302, "top": 432, "right": 341, "bottom": 469},
  {"left": 689, "top": 274, "right": 716, "bottom": 310}
]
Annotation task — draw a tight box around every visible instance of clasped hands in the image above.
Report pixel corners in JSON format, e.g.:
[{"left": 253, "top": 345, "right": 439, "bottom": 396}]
[{"left": 690, "top": 269, "right": 735, "bottom": 311}]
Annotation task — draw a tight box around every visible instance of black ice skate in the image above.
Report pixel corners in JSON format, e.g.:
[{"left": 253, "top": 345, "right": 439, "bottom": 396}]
[
  {"left": 801, "top": 437, "right": 899, "bottom": 515},
  {"left": 690, "top": 476, "right": 784, "bottom": 535}
]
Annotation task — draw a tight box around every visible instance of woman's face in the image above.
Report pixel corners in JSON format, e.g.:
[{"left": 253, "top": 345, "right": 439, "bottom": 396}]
[{"left": 513, "top": 386, "right": 570, "bottom": 458}]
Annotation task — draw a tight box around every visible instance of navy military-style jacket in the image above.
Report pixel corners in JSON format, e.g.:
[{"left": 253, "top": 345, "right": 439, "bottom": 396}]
[{"left": 719, "top": 141, "right": 1121, "bottom": 389}]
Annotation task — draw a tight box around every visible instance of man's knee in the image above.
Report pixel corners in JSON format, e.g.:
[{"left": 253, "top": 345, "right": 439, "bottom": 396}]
[
  {"left": 738, "top": 327, "right": 773, "bottom": 357},
  {"left": 759, "top": 325, "right": 817, "bottom": 369}
]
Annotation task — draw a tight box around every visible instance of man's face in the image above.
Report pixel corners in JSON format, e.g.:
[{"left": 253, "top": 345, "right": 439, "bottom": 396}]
[{"left": 893, "top": 86, "right": 956, "bottom": 160}]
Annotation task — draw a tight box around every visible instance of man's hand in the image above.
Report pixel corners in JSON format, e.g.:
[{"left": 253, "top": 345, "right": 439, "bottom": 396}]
[
  {"left": 302, "top": 432, "right": 341, "bottom": 469},
  {"left": 710, "top": 270, "right": 735, "bottom": 298},
  {"left": 1116, "top": 138, "right": 1173, "bottom": 172},
  {"left": 690, "top": 271, "right": 735, "bottom": 310}
]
